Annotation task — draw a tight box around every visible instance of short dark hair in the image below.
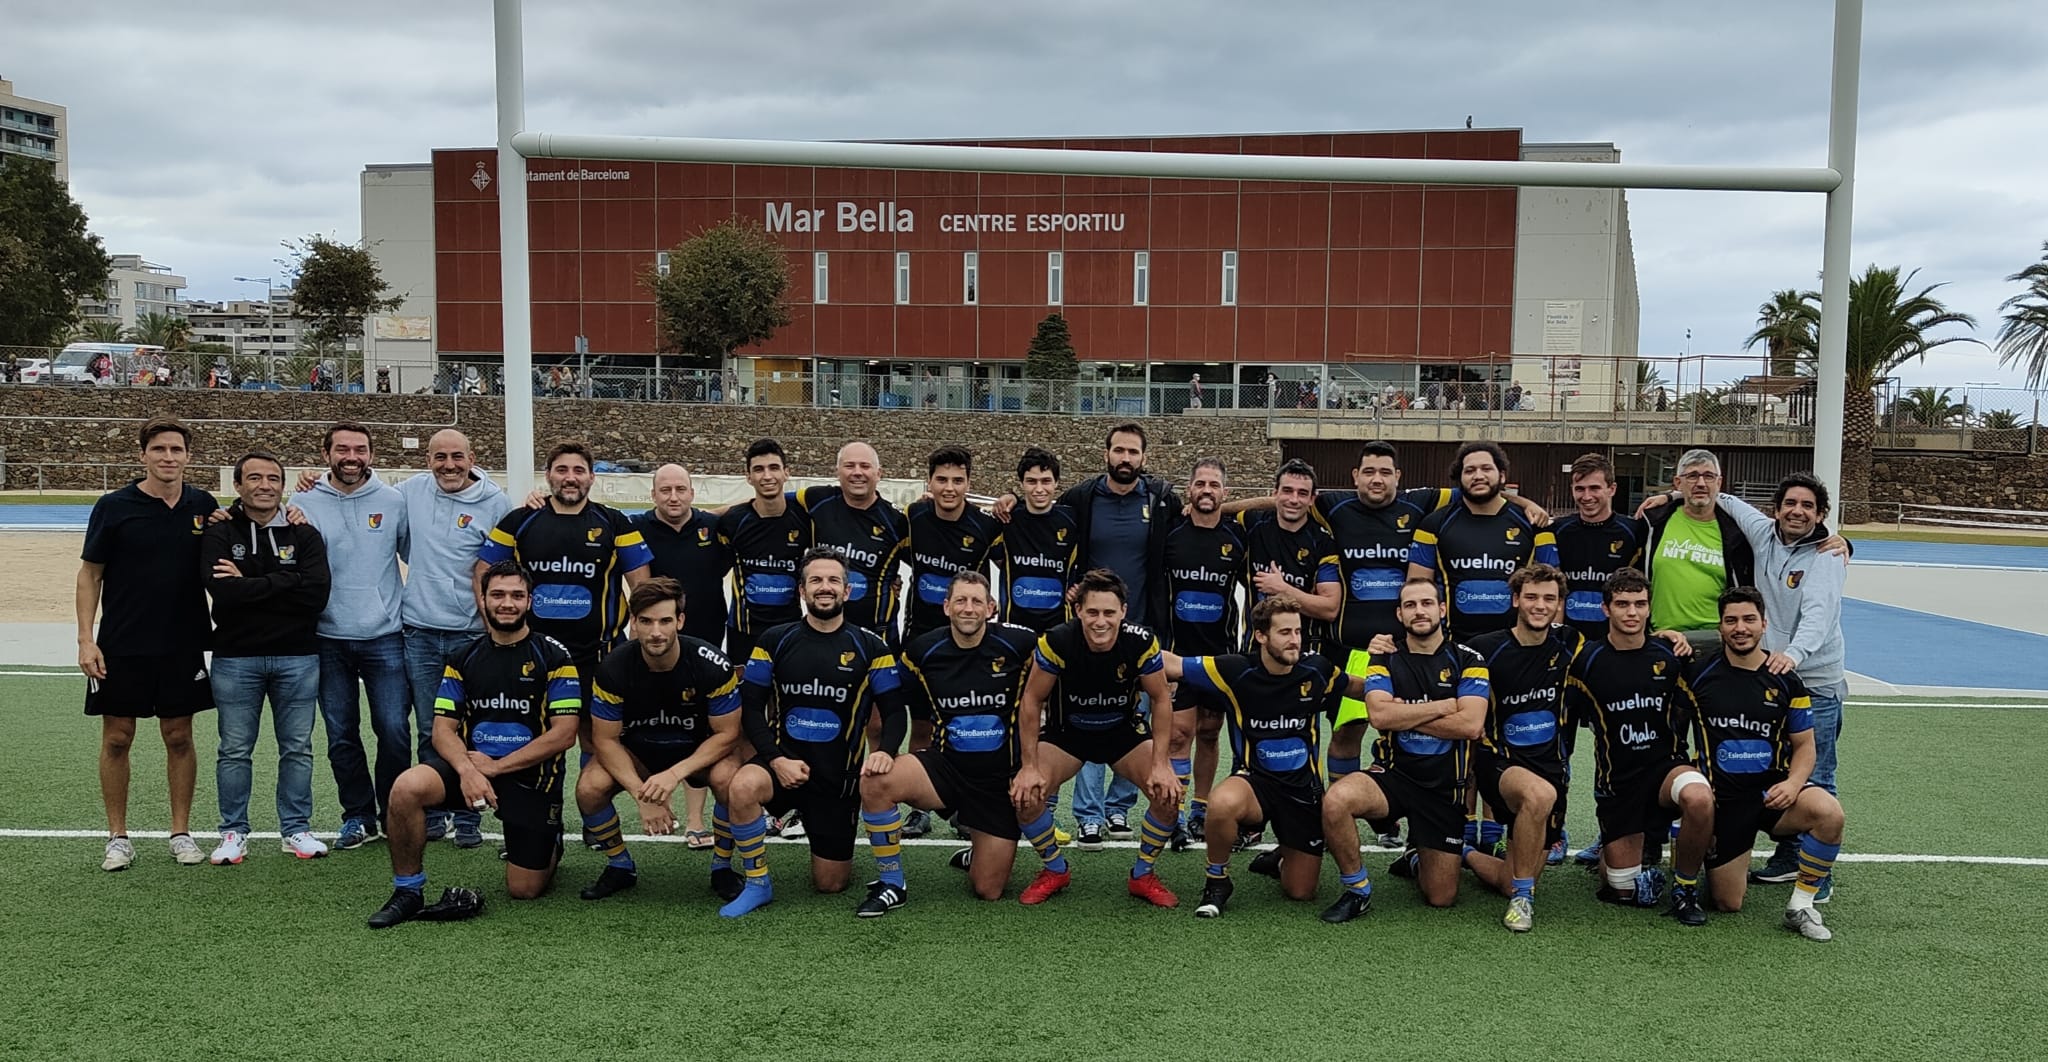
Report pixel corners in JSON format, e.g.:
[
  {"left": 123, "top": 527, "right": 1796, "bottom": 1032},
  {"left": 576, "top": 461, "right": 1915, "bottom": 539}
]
[
  {"left": 1509, "top": 563, "right": 1566, "bottom": 596},
  {"left": 1105, "top": 422, "right": 1147, "bottom": 451},
  {"left": 1570, "top": 452, "right": 1614, "bottom": 485},
  {"left": 1400, "top": 577, "right": 1440, "bottom": 604},
  {"left": 546, "top": 440, "right": 594, "bottom": 470},
  {"left": 798, "top": 544, "right": 847, "bottom": 581},
  {"left": 323, "top": 421, "right": 373, "bottom": 452},
  {"left": 1192, "top": 456, "right": 1227, "bottom": 481},
  {"left": 481, "top": 558, "right": 533, "bottom": 593},
  {"left": 1452, "top": 440, "right": 1510, "bottom": 479},
  {"left": 947, "top": 570, "right": 992, "bottom": 597},
  {"left": 1773, "top": 472, "right": 1832, "bottom": 517},
  {"left": 1250, "top": 594, "right": 1302, "bottom": 636},
  {"left": 1274, "top": 458, "right": 1317, "bottom": 489},
  {"left": 1073, "top": 568, "right": 1127, "bottom": 607},
  {"left": 628, "top": 576, "right": 685, "bottom": 618},
  {"left": 140, "top": 417, "right": 190, "bottom": 450},
  {"left": 232, "top": 450, "right": 285, "bottom": 484},
  {"left": 928, "top": 445, "right": 973, "bottom": 478},
  {"left": 1602, "top": 567, "right": 1650, "bottom": 603},
  {"left": 1016, "top": 447, "right": 1060, "bottom": 482},
  {"left": 1357, "top": 440, "right": 1398, "bottom": 467},
  {"left": 745, "top": 438, "right": 786, "bottom": 466},
  {"left": 1719, "top": 585, "right": 1767, "bottom": 620}
]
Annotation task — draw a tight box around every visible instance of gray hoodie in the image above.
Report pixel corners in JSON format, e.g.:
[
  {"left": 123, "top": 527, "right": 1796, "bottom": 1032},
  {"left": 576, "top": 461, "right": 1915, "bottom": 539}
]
[
  {"left": 397, "top": 469, "right": 512, "bottom": 633},
  {"left": 294, "top": 473, "right": 409, "bottom": 640},
  {"left": 1716, "top": 494, "right": 1846, "bottom": 690}
]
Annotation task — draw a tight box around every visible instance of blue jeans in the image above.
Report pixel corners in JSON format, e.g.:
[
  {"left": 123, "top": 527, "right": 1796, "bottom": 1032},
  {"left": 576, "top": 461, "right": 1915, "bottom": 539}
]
[
  {"left": 212, "top": 654, "right": 321, "bottom": 836},
  {"left": 404, "top": 626, "right": 483, "bottom": 831},
  {"left": 1807, "top": 682, "right": 1843, "bottom": 795},
  {"left": 1072, "top": 762, "right": 1140, "bottom": 826},
  {"left": 318, "top": 632, "right": 414, "bottom": 825}
]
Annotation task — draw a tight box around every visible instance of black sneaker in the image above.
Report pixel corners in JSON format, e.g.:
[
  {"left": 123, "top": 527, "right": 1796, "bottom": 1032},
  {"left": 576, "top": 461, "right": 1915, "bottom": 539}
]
[
  {"left": 855, "top": 880, "right": 907, "bottom": 918},
  {"left": 710, "top": 866, "right": 744, "bottom": 902},
  {"left": 1320, "top": 890, "right": 1373, "bottom": 924},
  {"left": 580, "top": 864, "right": 639, "bottom": 901},
  {"left": 1187, "top": 815, "right": 1206, "bottom": 842},
  {"left": 416, "top": 886, "right": 486, "bottom": 922},
  {"left": 1233, "top": 828, "right": 1264, "bottom": 852},
  {"left": 1194, "top": 877, "right": 1234, "bottom": 918},
  {"left": 1076, "top": 822, "right": 1105, "bottom": 851},
  {"left": 1169, "top": 824, "right": 1192, "bottom": 853},
  {"left": 947, "top": 847, "right": 973, "bottom": 871},
  {"left": 1249, "top": 848, "right": 1284, "bottom": 880},
  {"left": 1750, "top": 840, "right": 1802, "bottom": 884},
  {"left": 901, "top": 809, "right": 932, "bottom": 839},
  {"left": 1667, "top": 883, "right": 1707, "bottom": 927},
  {"left": 1387, "top": 849, "right": 1420, "bottom": 879},
  {"left": 1106, "top": 813, "right": 1134, "bottom": 838},
  {"left": 367, "top": 888, "right": 425, "bottom": 929}
]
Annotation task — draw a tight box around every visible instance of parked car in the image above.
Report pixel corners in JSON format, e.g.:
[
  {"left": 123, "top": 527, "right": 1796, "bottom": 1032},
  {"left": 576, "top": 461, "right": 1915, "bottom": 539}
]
[{"left": 16, "top": 357, "right": 51, "bottom": 383}]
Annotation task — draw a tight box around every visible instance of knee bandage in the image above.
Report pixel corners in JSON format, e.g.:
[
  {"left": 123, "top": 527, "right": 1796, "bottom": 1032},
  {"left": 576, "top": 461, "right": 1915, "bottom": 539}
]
[{"left": 1669, "top": 770, "right": 1710, "bottom": 803}]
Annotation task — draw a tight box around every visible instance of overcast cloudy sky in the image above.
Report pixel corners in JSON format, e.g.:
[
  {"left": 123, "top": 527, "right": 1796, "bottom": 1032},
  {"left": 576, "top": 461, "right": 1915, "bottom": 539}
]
[{"left": 12, "top": 1, "right": 2045, "bottom": 392}]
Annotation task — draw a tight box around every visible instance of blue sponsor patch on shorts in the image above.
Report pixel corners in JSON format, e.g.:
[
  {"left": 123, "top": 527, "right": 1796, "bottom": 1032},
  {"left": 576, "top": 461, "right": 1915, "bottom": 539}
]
[
  {"left": 1502, "top": 711, "right": 1557, "bottom": 747},
  {"left": 782, "top": 706, "right": 841, "bottom": 743},
  {"left": 946, "top": 714, "right": 1007, "bottom": 753},
  {"left": 1350, "top": 567, "right": 1404, "bottom": 602},
  {"left": 470, "top": 721, "right": 534, "bottom": 758},
  {"left": 531, "top": 584, "right": 593, "bottom": 621},
  {"left": 1173, "top": 591, "right": 1225, "bottom": 624},
  {"left": 1011, "top": 577, "right": 1064, "bottom": 613},
  {"left": 1714, "top": 739, "right": 1775, "bottom": 775},
  {"left": 744, "top": 573, "right": 796, "bottom": 607},
  {"left": 1254, "top": 737, "right": 1309, "bottom": 773},
  {"left": 1454, "top": 579, "right": 1512, "bottom": 615}
]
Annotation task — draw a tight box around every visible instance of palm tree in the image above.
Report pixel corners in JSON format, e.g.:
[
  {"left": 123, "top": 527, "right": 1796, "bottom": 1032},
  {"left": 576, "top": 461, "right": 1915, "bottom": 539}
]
[
  {"left": 1632, "top": 359, "right": 1670, "bottom": 410},
  {"left": 125, "top": 311, "right": 189, "bottom": 350},
  {"left": 1978, "top": 408, "right": 2024, "bottom": 431},
  {"left": 1745, "top": 288, "right": 1821, "bottom": 376},
  {"left": 1996, "top": 242, "right": 2048, "bottom": 388},
  {"left": 1891, "top": 386, "right": 1971, "bottom": 427},
  {"left": 1835, "top": 265, "right": 1981, "bottom": 520},
  {"left": 72, "top": 319, "right": 125, "bottom": 343}
]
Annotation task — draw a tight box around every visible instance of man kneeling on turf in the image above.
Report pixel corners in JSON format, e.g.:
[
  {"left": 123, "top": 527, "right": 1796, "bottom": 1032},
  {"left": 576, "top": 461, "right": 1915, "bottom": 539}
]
[
  {"left": 855, "top": 572, "right": 1038, "bottom": 914},
  {"left": 368, "top": 561, "right": 580, "bottom": 927},
  {"left": 576, "top": 577, "right": 741, "bottom": 901}
]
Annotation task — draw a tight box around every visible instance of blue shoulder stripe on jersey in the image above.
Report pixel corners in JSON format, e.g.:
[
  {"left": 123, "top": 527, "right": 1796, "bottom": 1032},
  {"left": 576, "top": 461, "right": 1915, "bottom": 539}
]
[{"left": 510, "top": 506, "right": 549, "bottom": 540}]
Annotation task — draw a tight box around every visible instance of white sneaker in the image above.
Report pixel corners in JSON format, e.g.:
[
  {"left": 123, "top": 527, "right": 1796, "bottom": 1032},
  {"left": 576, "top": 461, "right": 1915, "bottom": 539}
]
[
  {"left": 780, "top": 811, "right": 808, "bottom": 841},
  {"left": 169, "top": 833, "right": 206, "bottom": 866},
  {"left": 281, "top": 832, "right": 330, "bottom": 860},
  {"left": 102, "top": 836, "right": 136, "bottom": 872},
  {"left": 1783, "top": 906, "right": 1833, "bottom": 942},
  {"left": 210, "top": 831, "right": 249, "bottom": 865}
]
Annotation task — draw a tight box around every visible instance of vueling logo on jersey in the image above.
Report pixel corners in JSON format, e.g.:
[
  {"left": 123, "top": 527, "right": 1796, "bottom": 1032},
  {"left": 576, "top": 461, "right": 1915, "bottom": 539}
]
[
  {"left": 457, "top": 514, "right": 474, "bottom": 529},
  {"left": 368, "top": 513, "right": 384, "bottom": 529}
]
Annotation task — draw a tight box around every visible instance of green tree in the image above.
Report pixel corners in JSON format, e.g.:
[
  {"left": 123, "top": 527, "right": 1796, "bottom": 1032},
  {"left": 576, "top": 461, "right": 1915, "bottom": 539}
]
[
  {"left": 282, "top": 235, "right": 402, "bottom": 346},
  {"left": 1995, "top": 241, "right": 2048, "bottom": 388},
  {"left": 1978, "top": 408, "right": 2024, "bottom": 431},
  {"left": 126, "top": 311, "right": 190, "bottom": 350},
  {"left": 1023, "top": 312, "right": 1079, "bottom": 411},
  {"left": 72, "top": 318, "right": 125, "bottom": 343},
  {"left": 645, "top": 219, "right": 792, "bottom": 371},
  {"left": 1891, "top": 386, "right": 1970, "bottom": 428},
  {"left": 1744, "top": 288, "right": 1820, "bottom": 376},
  {"left": 1631, "top": 358, "right": 1670, "bottom": 410},
  {"left": 1835, "top": 265, "right": 1981, "bottom": 520},
  {"left": 0, "top": 156, "right": 111, "bottom": 346}
]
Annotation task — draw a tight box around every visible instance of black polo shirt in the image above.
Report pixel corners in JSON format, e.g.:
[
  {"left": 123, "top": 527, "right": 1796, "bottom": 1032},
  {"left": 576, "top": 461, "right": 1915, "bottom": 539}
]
[
  {"left": 635, "top": 509, "right": 732, "bottom": 649},
  {"left": 81, "top": 480, "right": 218, "bottom": 656}
]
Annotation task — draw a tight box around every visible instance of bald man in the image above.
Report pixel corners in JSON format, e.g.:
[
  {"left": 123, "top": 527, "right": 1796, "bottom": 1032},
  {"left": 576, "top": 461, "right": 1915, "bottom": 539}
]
[
  {"left": 635, "top": 464, "right": 733, "bottom": 651},
  {"left": 793, "top": 441, "right": 909, "bottom": 645}
]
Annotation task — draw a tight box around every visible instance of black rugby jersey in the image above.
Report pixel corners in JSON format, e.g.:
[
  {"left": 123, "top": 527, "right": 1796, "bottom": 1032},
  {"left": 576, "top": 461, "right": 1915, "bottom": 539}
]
[
  {"left": 1239, "top": 511, "right": 1341, "bottom": 653},
  {"left": 1180, "top": 652, "right": 1344, "bottom": 792},
  {"left": 590, "top": 636, "right": 739, "bottom": 765},
  {"left": 793, "top": 486, "right": 908, "bottom": 638},
  {"left": 715, "top": 499, "right": 812, "bottom": 639},
  {"left": 1551, "top": 513, "right": 1647, "bottom": 637},
  {"left": 1683, "top": 656, "right": 1813, "bottom": 792},
  {"left": 899, "top": 621, "right": 1038, "bottom": 777},
  {"left": 634, "top": 509, "right": 731, "bottom": 648},
  {"left": 904, "top": 500, "right": 1002, "bottom": 643},
  {"left": 1162, "top": 516, "right": 1247, "bottom": 655},
  {"left": 739, "top": 620, "right": 903, "bottom": 794},
  {"left": 1566, "top": 637, "right": 1690, "bottom": 791},
  {"left": 480, "top": 502, "right": 653, "bottom": 660},
  {"left": 1316, "top": 487, "right": 1452, "bottom": 648},
  {"left": 1408, "top": 503, "right": 1558, "bottom": 637},
  {"left": 1464, "top": 626, "right": 1583, "bottom": 776},
  {"left": 1031, "top": 620, "right": 1163, "bottom": 735},
  {"left": 994, "top": 504, "right": 1080, "bottom": 633},
  {"left": 1362, "top": 641, "right": 1491, "bottom": 792},
  {"left": 434, "top": 632, "right": 581, "bottom": 793}
]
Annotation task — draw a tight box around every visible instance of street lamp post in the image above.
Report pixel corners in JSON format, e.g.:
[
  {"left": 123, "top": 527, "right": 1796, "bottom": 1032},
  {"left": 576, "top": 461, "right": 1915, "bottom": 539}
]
[{"left": 233, "top": 276, "right": 275, "bottom": 384}]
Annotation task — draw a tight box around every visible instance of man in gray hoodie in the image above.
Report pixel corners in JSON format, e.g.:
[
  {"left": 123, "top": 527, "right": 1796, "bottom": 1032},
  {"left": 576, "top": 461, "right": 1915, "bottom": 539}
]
[{"left": 293, "top": 421, "right": 413, "bottom": 851}]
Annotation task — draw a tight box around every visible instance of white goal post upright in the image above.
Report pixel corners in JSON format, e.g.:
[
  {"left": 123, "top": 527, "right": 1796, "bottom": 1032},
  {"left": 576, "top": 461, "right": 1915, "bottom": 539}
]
[{"left": 491, "top": 0, "right": 1862, "bottom": 499}]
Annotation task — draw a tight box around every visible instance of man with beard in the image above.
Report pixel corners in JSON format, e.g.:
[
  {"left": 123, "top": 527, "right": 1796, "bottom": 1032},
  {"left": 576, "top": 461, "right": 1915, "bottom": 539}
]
[
  {"left": 1239, "top": 460, "right": 1342, "bottom": 658},
  {"left": 793, "top": 441, "right": 909, "bottom": 644},
  {"left": 717, "top": 547, "right": 905, "bottom": 918},
  {"left": 1162, "top": 458, "right": 1248, "bottom": 843},
  {"left": 1407, "top": 441, "right": 1558, "bottom": 640},
  {"left": 1052, "top": 424, "right": 1184, "bottom": 631},
  {"left": 295, "top": 422, "right": 414, "bottom": 852},
  {"left": 367, "top": 560, "right": 580, "bottom": 927}
]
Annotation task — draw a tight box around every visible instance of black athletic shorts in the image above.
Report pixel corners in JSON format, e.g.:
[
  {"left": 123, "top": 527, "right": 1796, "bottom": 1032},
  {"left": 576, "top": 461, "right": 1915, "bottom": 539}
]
[
  {"left": 1364, "top": 767, "right": 1465, "bottom": 854},
  {"left": 1041, "top": 725, "right": 1148, "bottom": 770},
  {"left": 1472, "top": 753, "right": 1566, "bottom": 847},
  {"left": 915, "top": 750, "right": 1019, "bottom": 841},
  {"left": 84, "top": 652, "right": 214, "bottom": 719},
  {"left": 429, "top": 759, "right": 564, "bottom": 871},
  {"left": 750, "top": 755, "right": 859, "bottom": 862},
  {"left": 622, "top": 741, "right": 711, "bottom": 787},
  {"left": 1593, "top": 760, "right": 1690, "bottom": 846},
  {"left": 1707, "top": 783, "right": 1818, "bottom": 869},
  {"left": 1239, "top": 771, "right": 1326, "bottom": 857},
  {"left": 1175, "top": 683, "right": 1226, "bottom": 716}
]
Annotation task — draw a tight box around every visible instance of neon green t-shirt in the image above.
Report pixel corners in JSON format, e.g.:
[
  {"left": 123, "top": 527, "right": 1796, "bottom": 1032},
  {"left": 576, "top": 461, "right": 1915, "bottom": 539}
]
[{"left": 1650, "top": 510, "right": 1725, "bottom": 631}]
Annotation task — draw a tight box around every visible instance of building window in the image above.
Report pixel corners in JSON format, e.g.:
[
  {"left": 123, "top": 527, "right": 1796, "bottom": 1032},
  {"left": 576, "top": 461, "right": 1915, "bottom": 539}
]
[
  {"left": 895, "top": 252, "right": 911, "bottom": 305},
  {"left": 1047, "top": 251, "right": 1063, "bottom": 306},
  {"left": 963, "top": 252, "right": 978, "bottom": 305},
  {"left": 1133, "top": 251, "right": 1149, "bottom": 306},
  {"left": 814, "top": 251, "right": 829, "bottom": 304},
  {"left": 1221, "top": 251, "right": 1238, "bottom": 306},
  {"left": 656, "top": 251, "right": 671, "bottom": 277}
]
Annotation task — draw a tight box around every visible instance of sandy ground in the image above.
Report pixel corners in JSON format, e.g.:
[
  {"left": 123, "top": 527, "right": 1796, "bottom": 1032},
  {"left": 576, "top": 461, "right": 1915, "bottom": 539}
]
[{"left": 1, "top": 533, "right": 81, "bottom": 625}]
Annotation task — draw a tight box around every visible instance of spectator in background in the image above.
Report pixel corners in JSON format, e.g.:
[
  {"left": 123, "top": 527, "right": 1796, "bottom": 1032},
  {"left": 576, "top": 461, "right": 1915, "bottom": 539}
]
[{"left": 1188, "top": 373, "right": 1204, "bottom": 410}]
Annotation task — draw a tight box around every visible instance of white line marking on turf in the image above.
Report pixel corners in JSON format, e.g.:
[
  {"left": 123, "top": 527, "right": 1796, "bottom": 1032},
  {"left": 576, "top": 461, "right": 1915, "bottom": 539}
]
[
  {"left": 4, "top": 828, "right": 2044, "bottom": 866},
  {"left": 1851, "top": 561, "right": 2048, "bottom": 572}
]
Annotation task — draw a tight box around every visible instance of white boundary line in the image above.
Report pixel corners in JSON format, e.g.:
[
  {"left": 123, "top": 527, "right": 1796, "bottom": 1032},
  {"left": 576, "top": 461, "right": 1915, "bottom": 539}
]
[
  {"left": 1850, "top": 560, "right": 2048, "bottom": 573},
  {"left": 4, "top": 828, "right": 2044, "bottom": 866}
]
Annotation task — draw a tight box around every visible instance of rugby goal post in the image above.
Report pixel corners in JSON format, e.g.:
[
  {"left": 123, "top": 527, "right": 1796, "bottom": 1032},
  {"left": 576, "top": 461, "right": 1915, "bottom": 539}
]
[{"left": 491, "top": 0, "right": 1862, "bottom": 498}]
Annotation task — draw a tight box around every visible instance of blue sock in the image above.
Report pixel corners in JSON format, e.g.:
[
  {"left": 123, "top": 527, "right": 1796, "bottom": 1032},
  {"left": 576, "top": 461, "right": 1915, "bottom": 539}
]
[
  {"left": 579, "top": 750, "right": 593, "bottom": 769},
  {"left": 1462, "top": 819, "right": 1479, "bottom": 846},
  {"left": 1021, "top": 810, "right": 1068, "bottom": 874},
  {"left": 718, "top": 818, "right": 775, "bottom": 922},
  {"left": 1511, "top": 876, "right": 1535, "bottom": 901},
  {"left": 394, "top": 871, "right": 426, "bottom": 894},
  {"left": 1327, "top": 754, "right": 1360, "bottom": 779},
  {"left": 862, "top": 809, "right": 907, "bottom": 888},
  {"left": 709, "top": 801, "right": 733, "bottom": 871},
  {"left": 1341, "top": 866, "right": 1372, "bottom": 896},
  {"left": 580, "top": 808, "right": 635, "bottom": 871},
  {"left": 1206, "top": 861, "right": 1230, "bottom": 880},
  {"left": 1478, "top": 820, "right": 1506, "bottom": 847}
]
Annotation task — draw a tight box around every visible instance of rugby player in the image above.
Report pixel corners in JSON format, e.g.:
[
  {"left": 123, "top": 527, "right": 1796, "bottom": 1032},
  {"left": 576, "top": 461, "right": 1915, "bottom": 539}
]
[
  {"left": 855, "top": 572, "right": 1037, "bottom": 914},
  {"left": 631, "top": 463, "right": 730, "bottom": 848},
  {"left": 1240, "top": 459, "right": 1342, "bottom": 659},
  {"left": 575, "top": 578, "right": 741, "bottom": 901},
  {"left": 1407, "top": 441, "right": 1558, "bottom": 639},
  {"left": 1009, "top": 569, "right": 1183, "bottom": 908},
  {"left": 1566, "top": 568, "right": 1713, "bottom": 925},
  {"left": 1320, "top": 579, "right": 1489, "bottom": 921},
  {"left": 1687, "top": 587, "right": 1845, "bottom": 941},
  {"left": 792, "top": 441, "right": 909, "bottom": 644},
  {"left": 993, "top": 447, "right": 1079, "bottom": 635},
  {"left": 1161, "top": 457, "right": 1247, "bottom": 843},
  {"left": 1161, "top": 596, "right": 1356, "bottom": 919},
  {"left": 718, "top": 547, "right": 904, "bottom": 918},
  {"left": 368, "top": 560, "right": 580, "bottom": 927},
  {"left": 714, "top": 438, "right": 811, "bottom": 667}
]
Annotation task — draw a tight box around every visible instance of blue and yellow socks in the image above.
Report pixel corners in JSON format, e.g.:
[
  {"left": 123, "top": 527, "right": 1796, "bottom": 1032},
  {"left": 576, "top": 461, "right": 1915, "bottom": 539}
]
[
  {"left": 863, "top": 808, "right": 907, "bottom": 889},
  {"left": 394, "top": 871, "right": 426, "bottom": 894},
  {"left": 709, "top": 802, "right": 734, "bottom": 872},
  {"left": 1790, "top": 833, "right": 1840, "bottom": 911},
  {"left": 1133, "top": 811, "right": 1174, "bottom": 879},
  {"left": 1510, "top": 876, "right": 1535, "bottom": 902},
  {"left": 581, "top": 808, "right": 634, "bottom": 871},
  {"left": 1341, "top": 866, "right": 1372, "bottom": 897},
  {"left": 1328, "top": 755, "right": 1360, "bottom": 780},
  {"left": 1022, "top": 810, "right": 1068, "bottom": 873},
  {"left": 718, "top": 814, "right": 775, "bottom": 918},
  {"left": 1206, "top": 861, "right": 1231, "bottom": 881}
]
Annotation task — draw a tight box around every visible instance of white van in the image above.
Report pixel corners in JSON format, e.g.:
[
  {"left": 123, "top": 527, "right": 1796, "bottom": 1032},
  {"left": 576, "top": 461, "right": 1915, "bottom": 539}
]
[{"left": 52, "top": 343, "right": 166, "bottom": 385}]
